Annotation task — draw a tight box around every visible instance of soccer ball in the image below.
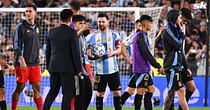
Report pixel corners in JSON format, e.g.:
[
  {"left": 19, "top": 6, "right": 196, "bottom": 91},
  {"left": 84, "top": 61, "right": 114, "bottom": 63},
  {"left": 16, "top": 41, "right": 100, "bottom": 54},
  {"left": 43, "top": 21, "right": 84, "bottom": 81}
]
[{"left": 91, "top": 43, "right": 106, "bottom": 57}]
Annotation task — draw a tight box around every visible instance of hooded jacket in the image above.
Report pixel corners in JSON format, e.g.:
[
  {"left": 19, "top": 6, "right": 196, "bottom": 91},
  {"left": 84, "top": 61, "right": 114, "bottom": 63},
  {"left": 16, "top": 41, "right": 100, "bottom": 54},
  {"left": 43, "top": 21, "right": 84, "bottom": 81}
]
[{"left": 162, "top": 10, "right": 188, "bottom": 71}]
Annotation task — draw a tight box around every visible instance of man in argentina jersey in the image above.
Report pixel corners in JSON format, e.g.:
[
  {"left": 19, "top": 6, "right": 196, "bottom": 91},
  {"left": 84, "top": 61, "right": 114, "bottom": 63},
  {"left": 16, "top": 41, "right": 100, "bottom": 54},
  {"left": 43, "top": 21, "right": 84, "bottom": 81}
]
[
  {"left": 131, "top": 15, "right": 164, "bottom": 110},
  {"left": 121, "top": 19, "right": 141, "bottom": 65},
  {"left": 87, "top": 13, "right": 122, "bottom": 110}
]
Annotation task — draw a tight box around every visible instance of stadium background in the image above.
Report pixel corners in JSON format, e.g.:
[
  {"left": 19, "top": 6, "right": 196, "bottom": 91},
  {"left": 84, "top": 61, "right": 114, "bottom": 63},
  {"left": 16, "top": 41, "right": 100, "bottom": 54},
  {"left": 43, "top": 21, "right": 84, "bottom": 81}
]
[{"left": 0, "top": 0, "right": 209, "bottom": 109}]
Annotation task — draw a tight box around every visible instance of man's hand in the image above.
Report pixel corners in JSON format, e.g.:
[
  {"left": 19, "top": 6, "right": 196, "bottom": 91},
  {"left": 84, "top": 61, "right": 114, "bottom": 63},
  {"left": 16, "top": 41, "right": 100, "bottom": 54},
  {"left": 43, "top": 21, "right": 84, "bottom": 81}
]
[
  {"left": 186, "top": 68, "right": 192, "bottom": 76},
  {"left": 178, "top": 21, "right": 186, "bottom": 34},
  {"left": 158, "top": 67, "right": 164, "bottom": 75},
  {"left": 107, "top": 48, "right": 114, "bottom": 57},
  {"left": 20, "top": 62, "right": 27, "bottom": 71},
  {"left": 87, "top": 48, "right": 93, "bottom": 57},
  {"left": 19, "top": 56, "right": 27, "bottom": 71},
  {"left": 127, "top": 59, "right": 132, "bottom": 65},
  {"left": 159, "top": 26, "right": 166, "bottom": 33}
]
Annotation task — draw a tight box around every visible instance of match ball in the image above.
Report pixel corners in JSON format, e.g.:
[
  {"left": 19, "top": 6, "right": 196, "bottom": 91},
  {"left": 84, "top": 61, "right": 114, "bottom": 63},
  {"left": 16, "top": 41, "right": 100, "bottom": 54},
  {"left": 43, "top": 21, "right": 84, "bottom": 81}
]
[{"left": 91, "top": 43, "right": 106, "bottom": 57}]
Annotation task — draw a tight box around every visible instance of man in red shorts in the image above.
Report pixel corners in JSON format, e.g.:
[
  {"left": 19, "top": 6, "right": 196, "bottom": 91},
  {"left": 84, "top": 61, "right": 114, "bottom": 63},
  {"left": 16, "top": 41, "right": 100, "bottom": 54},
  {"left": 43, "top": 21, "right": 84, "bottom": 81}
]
[{"left": 12, "top": 4, "right": 43, "bottom": 110}]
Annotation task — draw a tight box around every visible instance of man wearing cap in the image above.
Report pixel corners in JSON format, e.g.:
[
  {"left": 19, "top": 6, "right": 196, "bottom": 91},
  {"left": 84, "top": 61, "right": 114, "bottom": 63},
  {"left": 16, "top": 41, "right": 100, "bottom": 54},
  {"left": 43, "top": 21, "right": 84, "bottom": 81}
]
[{"left": 131, "top": 15, "right": 164, "bottom": 110}]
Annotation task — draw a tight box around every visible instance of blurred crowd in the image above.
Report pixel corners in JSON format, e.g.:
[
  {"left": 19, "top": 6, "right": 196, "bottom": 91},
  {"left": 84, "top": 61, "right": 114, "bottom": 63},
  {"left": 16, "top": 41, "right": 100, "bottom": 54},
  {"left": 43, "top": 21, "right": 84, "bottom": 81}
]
[
  {"left": 0, "top": 0, "right": 207, "bottom": 8},
  {"left": 0, "top": 0, "right": 208, "bottom": 76}
]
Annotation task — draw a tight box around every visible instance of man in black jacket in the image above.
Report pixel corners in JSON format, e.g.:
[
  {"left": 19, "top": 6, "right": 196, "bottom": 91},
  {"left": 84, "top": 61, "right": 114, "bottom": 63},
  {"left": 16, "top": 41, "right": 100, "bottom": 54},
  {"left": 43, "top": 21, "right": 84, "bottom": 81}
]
[
  {"left": 12, "top": 4, "right": 43, "bottom": 110},
  {"left": 162, "top": 9, "right": 194, "bottom": 110},
  {"left": 163, "top": 8, "right": 197, "bottom": 110},
  {"left": 43, "top": 9, "right": 82, "bottom": 110}
]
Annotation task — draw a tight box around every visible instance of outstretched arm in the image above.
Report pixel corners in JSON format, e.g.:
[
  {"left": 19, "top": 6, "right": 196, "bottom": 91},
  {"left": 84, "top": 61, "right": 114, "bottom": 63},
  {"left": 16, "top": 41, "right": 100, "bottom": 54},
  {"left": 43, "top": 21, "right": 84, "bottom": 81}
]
[{"left": 137, "top": 36, "right": 161, "bottom": 69}]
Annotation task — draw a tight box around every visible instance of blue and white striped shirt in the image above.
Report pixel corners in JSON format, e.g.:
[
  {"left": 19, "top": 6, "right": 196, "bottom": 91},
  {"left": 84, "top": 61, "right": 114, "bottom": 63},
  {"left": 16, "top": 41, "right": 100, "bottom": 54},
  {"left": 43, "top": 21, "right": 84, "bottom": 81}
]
[{"left": 87, "top": 29, "right": 120, "bottom": 75}]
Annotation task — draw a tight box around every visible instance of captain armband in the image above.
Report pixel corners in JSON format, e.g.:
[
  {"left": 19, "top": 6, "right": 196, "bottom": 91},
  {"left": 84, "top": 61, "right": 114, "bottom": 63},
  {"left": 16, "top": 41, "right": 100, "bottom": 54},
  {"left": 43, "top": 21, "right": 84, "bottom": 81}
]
[{"left": 115, "top": 40, "right": 121, "bottom": 46}]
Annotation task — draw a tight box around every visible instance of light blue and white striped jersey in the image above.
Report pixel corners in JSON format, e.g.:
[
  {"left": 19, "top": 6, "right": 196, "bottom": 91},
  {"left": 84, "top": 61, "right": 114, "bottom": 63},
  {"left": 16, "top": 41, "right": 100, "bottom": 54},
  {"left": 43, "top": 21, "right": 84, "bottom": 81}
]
[
  {"left": 122, "top": 31, "right": 135, "bottom": 57},
  {"left": 86, "top": 29, "right": 120, "bottom": 75}
]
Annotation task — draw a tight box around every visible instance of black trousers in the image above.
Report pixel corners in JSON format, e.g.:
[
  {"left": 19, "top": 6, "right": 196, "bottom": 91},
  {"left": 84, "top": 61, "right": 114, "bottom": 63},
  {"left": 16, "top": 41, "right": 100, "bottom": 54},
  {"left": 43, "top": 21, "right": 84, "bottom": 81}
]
[
  {"left": 43, "top": 72, "right": 74, "bottom": 110},
  {"left": 75, "top": 75, "right": 93, "bottom": 110}
]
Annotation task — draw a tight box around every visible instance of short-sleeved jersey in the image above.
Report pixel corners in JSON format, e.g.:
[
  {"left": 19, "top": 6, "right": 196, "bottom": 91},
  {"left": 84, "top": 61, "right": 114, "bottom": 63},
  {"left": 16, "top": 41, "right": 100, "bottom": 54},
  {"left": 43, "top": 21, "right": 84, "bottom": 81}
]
[
  {"left": 122, "top": 31, "right": 135, "bottom": 57},
  {"left": 87, "top": 29, "right": 120, "bottom": 75}
]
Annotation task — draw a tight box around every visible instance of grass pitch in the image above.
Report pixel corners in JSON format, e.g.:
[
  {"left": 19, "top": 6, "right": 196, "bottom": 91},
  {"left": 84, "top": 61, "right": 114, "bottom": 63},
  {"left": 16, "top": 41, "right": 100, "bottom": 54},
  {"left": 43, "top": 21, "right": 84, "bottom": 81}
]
[{"left": 10, "top": 106, "right": 210, "bottom": 110}]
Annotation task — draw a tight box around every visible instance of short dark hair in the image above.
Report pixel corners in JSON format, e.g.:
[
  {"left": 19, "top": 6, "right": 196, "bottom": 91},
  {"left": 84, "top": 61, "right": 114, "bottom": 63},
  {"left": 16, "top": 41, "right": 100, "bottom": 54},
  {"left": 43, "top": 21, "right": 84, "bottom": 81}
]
[
  {"left": 69, "top": 1, "right": 80, "bottom": 10},
  {"left": 60, "top": 9, "right": 73, "bottom": 22},
  {"left": 98, "top": 13, "right": 109, "bottom": 20},
  {"left": 139, "top": 15, "right": 153, "bottom": 22},
  {"left": 26, "top": 4, "right": 37, "bottom": 11},
  {"left": 135, "top": 19, "right": 140, "bottom": 24},
  {"left": 180, "top": 8, "right": 192, "bottom": 20},
  {"left": 72, "top": 15, "right": 86, "bottom": 23}
]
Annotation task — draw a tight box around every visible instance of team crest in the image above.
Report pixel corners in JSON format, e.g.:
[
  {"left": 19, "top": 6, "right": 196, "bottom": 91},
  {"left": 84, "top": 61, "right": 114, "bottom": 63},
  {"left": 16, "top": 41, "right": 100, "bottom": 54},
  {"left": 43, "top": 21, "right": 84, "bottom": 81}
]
[
  {"left": 96, "top": 39, "right": 101, "bottom": 43},
  {"left": 102, "top": 38, "right": 106, "bottom": 42}
]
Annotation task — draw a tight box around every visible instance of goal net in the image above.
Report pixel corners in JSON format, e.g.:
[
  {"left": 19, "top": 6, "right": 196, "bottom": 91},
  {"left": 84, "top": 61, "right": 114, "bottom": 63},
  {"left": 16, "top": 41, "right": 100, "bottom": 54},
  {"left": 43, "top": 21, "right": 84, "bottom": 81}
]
[{"left": 0, "top": 7, "right": 162, "bottom": 107}]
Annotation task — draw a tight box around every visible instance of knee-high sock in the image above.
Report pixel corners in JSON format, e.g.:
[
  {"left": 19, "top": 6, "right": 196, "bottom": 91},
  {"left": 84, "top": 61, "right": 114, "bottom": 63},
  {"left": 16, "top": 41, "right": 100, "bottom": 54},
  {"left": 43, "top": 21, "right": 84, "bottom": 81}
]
[
  {"left": 121, "top": 92, "right": 131, "bottom": 105},
  {"left": 96, "top": 96, "right": 103, "bottom": 110},
  {"left": 34, "top": 97, "right": 43, "bottom": 110},
  {"left": 114, "top": 96, "right": 122, "bottom": 110},
  {"left": 134, "top": 94, "right": 143, "bottom": 110},
  {"left": 70, "top": 97, "right": 75, "bottom": 110},
  {"left": 144, "top": 92, "right": 153, "bottom": 110},
  {"left": 12, "top": 98, "right": 19, "bottom": 110},
  {"left": 0, "top": 100, "right": 7, "bottom": 110}
]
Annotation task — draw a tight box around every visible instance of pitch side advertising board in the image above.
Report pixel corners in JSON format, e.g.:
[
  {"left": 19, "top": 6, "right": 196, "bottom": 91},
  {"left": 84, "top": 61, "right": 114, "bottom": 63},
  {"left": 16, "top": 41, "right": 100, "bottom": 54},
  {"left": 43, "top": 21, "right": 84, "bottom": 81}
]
[{"left": 4, "top": 76, "right": 210, "bottom": 107}]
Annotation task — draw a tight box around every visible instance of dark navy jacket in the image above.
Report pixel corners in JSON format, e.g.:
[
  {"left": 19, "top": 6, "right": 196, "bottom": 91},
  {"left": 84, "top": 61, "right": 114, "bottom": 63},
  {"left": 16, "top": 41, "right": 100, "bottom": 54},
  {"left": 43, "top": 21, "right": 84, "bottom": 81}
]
[
  {"left": 46, "top": 24, "right": 82, "bottom": 74},
  {"left": 162, "top": 10, "right": 188, "bottom": 71},
  {"left": 13, "top": 20, "right": 40, "bottom": 66}
]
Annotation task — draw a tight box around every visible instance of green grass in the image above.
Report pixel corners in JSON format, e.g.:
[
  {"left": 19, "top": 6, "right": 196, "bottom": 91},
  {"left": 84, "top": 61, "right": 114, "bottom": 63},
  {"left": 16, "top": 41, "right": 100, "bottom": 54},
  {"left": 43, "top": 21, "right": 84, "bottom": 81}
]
[{"left": 9, "top": 106, "right": 210, "bottom": 110}]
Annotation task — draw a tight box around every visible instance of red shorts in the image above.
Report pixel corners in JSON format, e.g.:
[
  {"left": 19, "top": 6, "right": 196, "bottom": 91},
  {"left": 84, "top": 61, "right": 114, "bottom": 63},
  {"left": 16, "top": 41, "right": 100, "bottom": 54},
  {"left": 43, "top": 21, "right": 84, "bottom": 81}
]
[{"left": 15, "top": 66, "right": 41, "bottom": 83}]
